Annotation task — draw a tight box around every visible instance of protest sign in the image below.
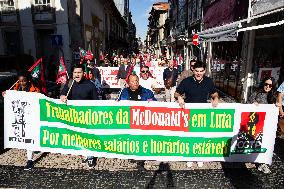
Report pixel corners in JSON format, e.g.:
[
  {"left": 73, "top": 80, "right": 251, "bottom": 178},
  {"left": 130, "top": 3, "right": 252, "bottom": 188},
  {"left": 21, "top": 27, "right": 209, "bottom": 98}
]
[{"left": 4, "top": 91, "right": 278, "bottom": 164}]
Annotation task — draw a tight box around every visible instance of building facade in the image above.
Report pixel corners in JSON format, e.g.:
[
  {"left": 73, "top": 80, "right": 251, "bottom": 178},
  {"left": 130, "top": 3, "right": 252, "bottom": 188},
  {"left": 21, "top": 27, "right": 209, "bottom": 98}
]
[
  {"left": 147, "top": 2, "right": 169, "bottom": 57},
  {"left": 0, "top": 0, "right": 130, "bottom": 73}
]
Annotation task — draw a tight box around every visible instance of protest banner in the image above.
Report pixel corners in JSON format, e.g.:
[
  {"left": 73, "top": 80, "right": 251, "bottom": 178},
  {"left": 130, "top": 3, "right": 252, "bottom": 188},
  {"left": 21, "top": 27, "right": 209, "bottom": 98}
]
[
  {"left": 98, "top": 67, "right": 165, "bottom": 88},
  {"left": 4, "top": 91, "right": 278, "bottom": 164}
]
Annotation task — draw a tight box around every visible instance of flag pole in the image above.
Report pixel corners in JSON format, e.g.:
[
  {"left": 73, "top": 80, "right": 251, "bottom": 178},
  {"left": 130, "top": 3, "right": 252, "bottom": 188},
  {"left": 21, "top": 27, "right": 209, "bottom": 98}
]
[
  {"left": 65, "top": 79, "right": 74, "bottom": 105},
  {"left": 8, "top": 80, "right": 19, "bottom": 90}
]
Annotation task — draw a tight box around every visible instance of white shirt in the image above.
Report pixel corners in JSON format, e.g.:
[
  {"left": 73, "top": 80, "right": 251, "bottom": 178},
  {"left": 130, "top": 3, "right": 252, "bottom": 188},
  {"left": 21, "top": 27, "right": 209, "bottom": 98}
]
[{"left": 139, "top": 77, "right": 157, "bottom": 91}]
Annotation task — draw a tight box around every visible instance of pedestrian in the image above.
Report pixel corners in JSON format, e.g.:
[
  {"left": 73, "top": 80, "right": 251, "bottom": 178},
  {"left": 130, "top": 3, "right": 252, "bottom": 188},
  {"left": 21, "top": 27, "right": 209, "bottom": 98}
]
[
  {"left": 87, "top": 69, "right": 105, "bottom": 100},
  {"left": 86, "top": 59, "right": 101, "bottom": 82},
  {"left": 118, "top": 73, "right": 156, "bottom": 170},
  {"left": 277, "top": 80, "right": 284, "bottom": 137},
  {"left": 2, "top": 71, "right": 40, "bottom": 170},
  {"left": 175, "top": 61, "right": 219, "bottom": 168},
  {"left": 247, "top": 77, "right": 277, "bottom": 174},
  {"left": 60, "top": 64, "right": 99, "bottom": 168},
  {"left": 116, "top": 56, "right": 131, "bottom": 88},
  {"left": 119, "top": 73, "right": 156, "bottom": 101},
  {"left": 139, "top": 65, "right": 157, "bottom": 91},
  {"left": 163, "top": 60, "right": 179, "bottom": 102},
  {"left": 177, "top": 59, "right": 196, "bottom": 86}
]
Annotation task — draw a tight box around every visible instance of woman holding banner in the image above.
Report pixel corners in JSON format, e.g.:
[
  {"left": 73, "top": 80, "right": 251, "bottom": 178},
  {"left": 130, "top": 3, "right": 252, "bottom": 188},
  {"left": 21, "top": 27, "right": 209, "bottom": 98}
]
[
  {"left": 248, "top": 76, "right": 277, "bottom": 174},
  {"left": 2, "top": 71, "right": 40, "bottom": 170}
]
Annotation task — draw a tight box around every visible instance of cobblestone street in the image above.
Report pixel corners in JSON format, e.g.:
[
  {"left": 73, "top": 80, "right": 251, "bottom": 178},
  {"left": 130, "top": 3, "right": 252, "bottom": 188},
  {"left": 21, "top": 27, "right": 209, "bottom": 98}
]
[{"left": 0, "top": 144, "right": 284, "bottom": 188}]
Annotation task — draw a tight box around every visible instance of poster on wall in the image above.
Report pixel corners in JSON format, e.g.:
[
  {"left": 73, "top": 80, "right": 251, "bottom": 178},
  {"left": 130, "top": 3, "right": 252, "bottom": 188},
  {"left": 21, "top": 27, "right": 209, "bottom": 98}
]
[{"left": 257, "top": 67, "right": 281, "bottom": 83}]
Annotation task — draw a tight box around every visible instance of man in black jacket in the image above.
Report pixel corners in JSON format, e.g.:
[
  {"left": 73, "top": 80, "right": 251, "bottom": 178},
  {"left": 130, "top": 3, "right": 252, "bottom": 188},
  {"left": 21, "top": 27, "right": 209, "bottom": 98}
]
[
  {"left": 60, "top": 64, "right": 98, "bottom": 168},
  {"left": 163, "top": 60, "right": 179, "bottom": 102},
  {"left": 116, "top": 56, "right": 131, "bottom": 88}
]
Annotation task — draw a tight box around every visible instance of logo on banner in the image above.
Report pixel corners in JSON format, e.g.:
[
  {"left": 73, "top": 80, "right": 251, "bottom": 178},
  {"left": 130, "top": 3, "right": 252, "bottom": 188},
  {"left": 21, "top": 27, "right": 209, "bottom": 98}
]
[
  {"left": 232, "top": 112, "right": 267, "bottom": 154},
  {"left": 9, "top": 100, "right": 34, "bottom": 144}
]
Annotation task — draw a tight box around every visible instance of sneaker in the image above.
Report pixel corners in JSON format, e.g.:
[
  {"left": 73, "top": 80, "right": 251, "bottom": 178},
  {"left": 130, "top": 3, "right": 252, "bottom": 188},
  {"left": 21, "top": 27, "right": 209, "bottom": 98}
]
[
  {"left": 82, "top": 157, "right": 88, "bottom": 164},
  {"left": 87, "top": 158, "right": 94, "bottom": 168},
  {"left": 186, "top": 162, "right": 193, "bottom": 168},
  {"left": 197, "top": 162, "right": 204, "bottom": 168},
  {"left": 24, "top": 160, "right": 33, "bottom": 170},
  {"left": 258, "top": 164, "right": 271, "bottom": 174}
]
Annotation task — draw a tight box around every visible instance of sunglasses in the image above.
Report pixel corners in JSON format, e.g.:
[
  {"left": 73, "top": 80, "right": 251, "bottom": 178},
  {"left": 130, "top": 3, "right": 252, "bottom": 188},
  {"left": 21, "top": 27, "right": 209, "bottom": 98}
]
[
  {"left": 141, "top": 70, "right": 149, "bottom": 73},
  {"left": 264, "top": 83, "right": 272, "bottom": 88}
]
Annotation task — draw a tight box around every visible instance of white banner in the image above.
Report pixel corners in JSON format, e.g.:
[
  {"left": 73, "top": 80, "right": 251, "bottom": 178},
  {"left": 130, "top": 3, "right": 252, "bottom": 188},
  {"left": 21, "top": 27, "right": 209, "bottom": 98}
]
[
  {"left": 99, "top": 66, "right": 165, "bottom": 88},
  {"left": 4, "top": 91, "right": 279, "bottom": 164}
]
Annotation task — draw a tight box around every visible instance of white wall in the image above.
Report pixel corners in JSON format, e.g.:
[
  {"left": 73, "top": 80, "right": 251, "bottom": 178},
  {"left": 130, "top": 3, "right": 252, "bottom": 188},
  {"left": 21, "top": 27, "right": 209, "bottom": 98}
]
[{"left": 55, "top": 0, "right": 72, "bottom": 71}]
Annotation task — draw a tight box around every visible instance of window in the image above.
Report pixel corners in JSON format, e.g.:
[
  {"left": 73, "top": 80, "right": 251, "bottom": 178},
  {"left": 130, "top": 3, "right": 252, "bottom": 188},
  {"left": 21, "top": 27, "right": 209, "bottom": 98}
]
[
  {"left": 34, "top": 0, "right": 51, "bottom": 12},
  {"left": 0, "top": 0, "right": 16, "bottom": 14}
]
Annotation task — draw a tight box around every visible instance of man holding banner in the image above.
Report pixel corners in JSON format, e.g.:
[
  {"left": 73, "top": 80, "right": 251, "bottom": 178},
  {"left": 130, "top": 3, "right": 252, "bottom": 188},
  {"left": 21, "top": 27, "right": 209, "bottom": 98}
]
[
  {"left": 175, "top": 61, "right": 219, "bottom": 168},
  {"left": 119, "top": 73, "right": 156, "bottom": 101},
  {"left": 60, "top": 64, "right": 99, "bottom": 168}
]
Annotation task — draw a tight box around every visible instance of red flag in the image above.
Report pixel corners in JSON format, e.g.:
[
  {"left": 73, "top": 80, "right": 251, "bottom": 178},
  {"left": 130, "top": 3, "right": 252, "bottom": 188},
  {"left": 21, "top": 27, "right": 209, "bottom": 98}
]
[
  {"left": 56, "top": 57, "right": 67, "bottom": 84},
  {"left": 28, "top": 58, "right": 42, "bottom": 72},
  {"left": 125, "top": 62, "right": 136, "bottom": 83},
  {"left": 28, "top": 58, "right": 46, "bottom": 94}
]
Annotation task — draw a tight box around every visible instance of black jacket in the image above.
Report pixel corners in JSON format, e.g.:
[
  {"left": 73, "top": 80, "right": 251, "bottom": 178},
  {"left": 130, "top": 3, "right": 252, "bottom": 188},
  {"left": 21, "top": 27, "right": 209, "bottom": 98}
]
[
  {"left": 61, "top": 79, "right": 98, "bottom": 100},
  {"left": 117, "top": 64, "right": 131, "bottom": 79},
  {"left": 163, "top": 68, "right": 179, "bottom": 87}
]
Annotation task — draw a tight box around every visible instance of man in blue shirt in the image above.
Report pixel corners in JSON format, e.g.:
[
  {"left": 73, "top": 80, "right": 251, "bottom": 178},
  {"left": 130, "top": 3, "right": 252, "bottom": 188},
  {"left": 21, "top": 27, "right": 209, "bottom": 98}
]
[
  {"left": 119, "top": 73, "right": 156, "bottom": 101},
  {"left": 118, "top": 73, "right": 156, "bottom": 170}
]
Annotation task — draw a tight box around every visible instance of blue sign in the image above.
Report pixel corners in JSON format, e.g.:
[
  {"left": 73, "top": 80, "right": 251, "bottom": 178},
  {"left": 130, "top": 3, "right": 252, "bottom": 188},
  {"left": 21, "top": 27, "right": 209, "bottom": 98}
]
[{"left": 51, "top": 35, "right": 63, "bottom": 46}]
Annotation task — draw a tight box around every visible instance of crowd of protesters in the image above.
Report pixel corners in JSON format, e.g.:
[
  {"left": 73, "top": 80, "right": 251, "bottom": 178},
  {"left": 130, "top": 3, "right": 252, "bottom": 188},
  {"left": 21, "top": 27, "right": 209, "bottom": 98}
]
[{"left": 2, "top": 49, "right": 284, "bottom": 174}]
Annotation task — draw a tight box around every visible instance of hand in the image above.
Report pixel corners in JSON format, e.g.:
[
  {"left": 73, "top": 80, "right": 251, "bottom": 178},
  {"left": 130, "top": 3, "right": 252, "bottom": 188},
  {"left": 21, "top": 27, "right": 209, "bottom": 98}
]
[
  {"left": 177, "top": 96, "right": 185, "bottom": 108},
  {"left": 211, "top": 98, "right": 219, "bottom": 108},
  {"left": 60, "top": 95, "right": 67, "bottom": 103},
  {"left": 2, "top": 91, "right": 6, "bottom": 97},
  {"left": 275, "top": 102, "right": 281, "bottom": 107},
  {"left": 280, "top": 109, "right": 284, "bottom": 118}
]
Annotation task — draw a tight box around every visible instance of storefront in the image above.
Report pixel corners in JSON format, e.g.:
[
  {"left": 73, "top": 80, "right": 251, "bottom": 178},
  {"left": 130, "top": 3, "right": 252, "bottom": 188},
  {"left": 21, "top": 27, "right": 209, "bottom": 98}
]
[{"left": 252, "top": 12, "right": 284, "bottom": 86}]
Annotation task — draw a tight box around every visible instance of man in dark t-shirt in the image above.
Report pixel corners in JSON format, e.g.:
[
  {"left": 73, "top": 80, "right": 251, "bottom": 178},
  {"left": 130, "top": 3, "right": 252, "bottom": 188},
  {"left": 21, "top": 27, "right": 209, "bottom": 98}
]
[
  {"left": 175, "top": 61, "right": 219, "bottom": 168},
  {"left": 175, "top": 61, "right": 219, "bottom": 107}
]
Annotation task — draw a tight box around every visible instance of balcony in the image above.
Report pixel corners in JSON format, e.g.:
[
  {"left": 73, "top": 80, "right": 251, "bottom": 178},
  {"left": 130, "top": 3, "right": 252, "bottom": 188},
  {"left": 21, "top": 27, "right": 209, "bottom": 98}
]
[
  {"left": 32, "top": 4, "right": 55, "bottom": 23},
  {"left": 0, "top": 3, "right": 17, "bottom": 25},
  {"left": 0, "top": 13, "right": 17, "bottom": 24}
]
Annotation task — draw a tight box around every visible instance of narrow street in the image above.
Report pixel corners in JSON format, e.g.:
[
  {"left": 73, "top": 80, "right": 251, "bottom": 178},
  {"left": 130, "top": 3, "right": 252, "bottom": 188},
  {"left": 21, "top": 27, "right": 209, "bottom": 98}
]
[{"left": 0, "top": 0, "right": 284, "bottom": 188}]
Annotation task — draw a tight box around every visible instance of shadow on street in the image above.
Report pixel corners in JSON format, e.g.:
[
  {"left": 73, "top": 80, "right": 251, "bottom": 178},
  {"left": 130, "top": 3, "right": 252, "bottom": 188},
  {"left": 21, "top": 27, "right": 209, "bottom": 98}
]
[{"left": 146, "top": 162, "right": 175, "bottom": 189}]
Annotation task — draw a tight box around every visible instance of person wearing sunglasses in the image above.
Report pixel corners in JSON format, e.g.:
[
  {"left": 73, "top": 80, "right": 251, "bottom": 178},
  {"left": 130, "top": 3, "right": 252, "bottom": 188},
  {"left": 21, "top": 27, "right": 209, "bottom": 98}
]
[
  {"left": 248, "top": 77, "right": 276, "bottom": 105},
  {"left": 139, "top": 65, "right": 157, "bottom": 91},
  {"left": 247, "top": 76, "right": 276, "bottom": 174}
]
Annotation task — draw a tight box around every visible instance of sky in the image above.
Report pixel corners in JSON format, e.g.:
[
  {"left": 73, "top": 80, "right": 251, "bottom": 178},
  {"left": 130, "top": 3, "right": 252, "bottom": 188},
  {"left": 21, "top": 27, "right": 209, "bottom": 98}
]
[{"left": 130, "top": 0, "right": 167, "bottom": 41}]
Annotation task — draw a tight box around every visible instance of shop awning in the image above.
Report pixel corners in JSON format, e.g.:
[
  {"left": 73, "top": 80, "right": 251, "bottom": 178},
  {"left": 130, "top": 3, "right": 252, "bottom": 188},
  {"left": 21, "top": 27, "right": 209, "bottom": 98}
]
[{"left": 192, "top": 22, "right": 241, "bottom": 43}]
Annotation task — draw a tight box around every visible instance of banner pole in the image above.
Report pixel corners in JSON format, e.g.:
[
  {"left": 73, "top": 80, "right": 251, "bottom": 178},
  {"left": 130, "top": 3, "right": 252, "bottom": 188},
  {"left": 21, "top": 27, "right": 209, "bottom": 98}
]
[
  {"left": 8, "top": 80, "right": 19, "bottom": 90},
  {"left": 66, "top": 79, "right": 74, "bottom": 105}
]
